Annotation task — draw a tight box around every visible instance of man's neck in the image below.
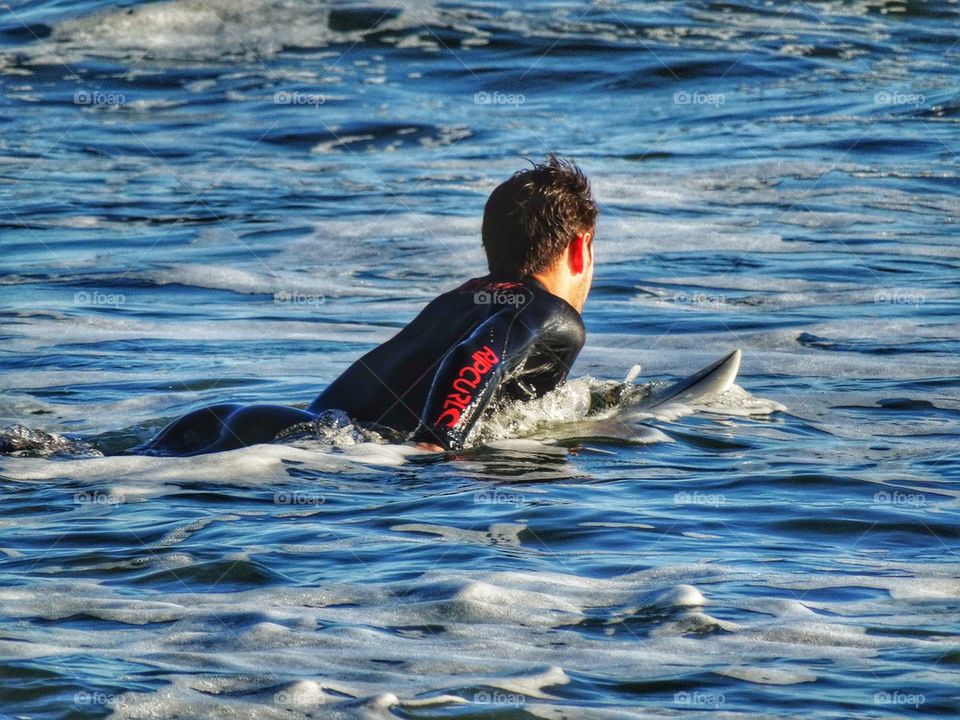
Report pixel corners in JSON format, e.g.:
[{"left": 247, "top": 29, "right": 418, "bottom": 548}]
[{"left": 530, "top": 268, "right": 580, "bottom": 312}]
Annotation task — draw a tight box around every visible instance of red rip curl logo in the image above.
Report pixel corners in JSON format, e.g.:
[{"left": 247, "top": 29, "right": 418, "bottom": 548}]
[{"left": 435, "top": 345, "right": 500, "bottom": 428}]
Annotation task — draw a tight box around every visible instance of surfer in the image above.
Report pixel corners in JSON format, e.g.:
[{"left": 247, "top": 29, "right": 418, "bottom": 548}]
[{"left": 137, "top": 155, "right": 597, "bottom": 455}]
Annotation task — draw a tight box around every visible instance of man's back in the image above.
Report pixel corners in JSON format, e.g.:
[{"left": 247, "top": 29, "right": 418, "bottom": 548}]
[
  {"left": 309, "top": 274, "right": 585, "bottom": 448},
  {"left": 135, "top": 156, "right": 596, "bottom": 456}
]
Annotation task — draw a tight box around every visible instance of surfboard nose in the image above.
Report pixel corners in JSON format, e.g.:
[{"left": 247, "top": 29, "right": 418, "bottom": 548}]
[
  {"left": 640, "top": 348, "right": 743, "bottom": 409},
  {"left": 714, "top": 349, "right": 742, "bottom": 393}
]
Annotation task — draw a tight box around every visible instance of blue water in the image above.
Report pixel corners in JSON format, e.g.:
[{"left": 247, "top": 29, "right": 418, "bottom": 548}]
[{"left": 1, "top": 0, "right": 959, "bottom": 717}]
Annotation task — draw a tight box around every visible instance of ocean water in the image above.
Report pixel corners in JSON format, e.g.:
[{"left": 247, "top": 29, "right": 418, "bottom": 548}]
[{"left": 1, "top": 0, "right": 959, "bottom": 717}]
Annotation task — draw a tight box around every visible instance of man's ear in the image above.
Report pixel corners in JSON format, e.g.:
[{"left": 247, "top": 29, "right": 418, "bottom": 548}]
[{"left": 568, "top": 232, "right": 591, "bottom": 275}]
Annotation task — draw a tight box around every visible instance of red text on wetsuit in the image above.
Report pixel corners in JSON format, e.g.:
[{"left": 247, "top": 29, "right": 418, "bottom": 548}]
[{"left": 435, "top": 345, "right": 500, "bottom": 428}]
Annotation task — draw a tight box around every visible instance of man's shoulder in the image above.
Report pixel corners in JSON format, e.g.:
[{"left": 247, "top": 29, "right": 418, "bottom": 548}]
[
  {"left": 451, "top": 275, "right": 579, "bottom": 319},
  {"left": 458, "top": 276, "right": 585, "bottom": 352},
  {"left": 452, "top": 275, "right": 529, "bottom": 300}
]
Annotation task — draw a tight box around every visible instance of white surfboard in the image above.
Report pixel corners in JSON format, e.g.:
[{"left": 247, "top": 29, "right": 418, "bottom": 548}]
[{"left": 638, "top": 349, "right": 741, "bottom": 410}]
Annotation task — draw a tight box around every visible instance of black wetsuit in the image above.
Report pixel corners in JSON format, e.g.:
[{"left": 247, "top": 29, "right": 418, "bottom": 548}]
[{"left": 136, "top": 275, "right": 584, "bottom": 455}]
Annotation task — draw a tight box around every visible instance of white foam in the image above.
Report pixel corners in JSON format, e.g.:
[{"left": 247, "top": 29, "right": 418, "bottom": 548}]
[
  {"left": 12, "top": 0, "right": 499, "bottom": 70},
  {"left": 51, "top": 0, "right": 348, "bottom": 61},
  {"left": 142, "top": 262, "right": 392, "bottom": 299},
  {"left": 0, "top": 442, "right": 411, "bottom": 484},
  {"left": 689, "top": 385, "right": 788, "bottom": 416},
  {"left": 390, "top": 523, "right": 526, "bottom": 548},
  {"left": 2, "top": 561, "right": 954, "bottom": 715},
  {"left": 716, "top": 666, "right": 818, "bottom": 685}
]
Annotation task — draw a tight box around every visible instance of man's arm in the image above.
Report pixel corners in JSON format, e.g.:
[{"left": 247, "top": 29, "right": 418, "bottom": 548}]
[{"left": 413, "top": 300, "right": 583, "bottom": 451}]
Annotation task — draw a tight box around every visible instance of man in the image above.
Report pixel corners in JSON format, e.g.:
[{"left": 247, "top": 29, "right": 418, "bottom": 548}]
[{"left": 137, "top": 156, "right": 596, "bottom": 455}]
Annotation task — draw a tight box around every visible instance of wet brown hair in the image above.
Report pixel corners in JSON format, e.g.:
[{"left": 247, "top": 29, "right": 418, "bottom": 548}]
[{"left": 481, "top": 155, "right": 597, "bottom": 276}]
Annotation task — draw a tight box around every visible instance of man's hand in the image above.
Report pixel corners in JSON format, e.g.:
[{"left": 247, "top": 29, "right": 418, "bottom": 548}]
[{"left": 415, "top": 441, "right": 445, "bottom": 452}]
